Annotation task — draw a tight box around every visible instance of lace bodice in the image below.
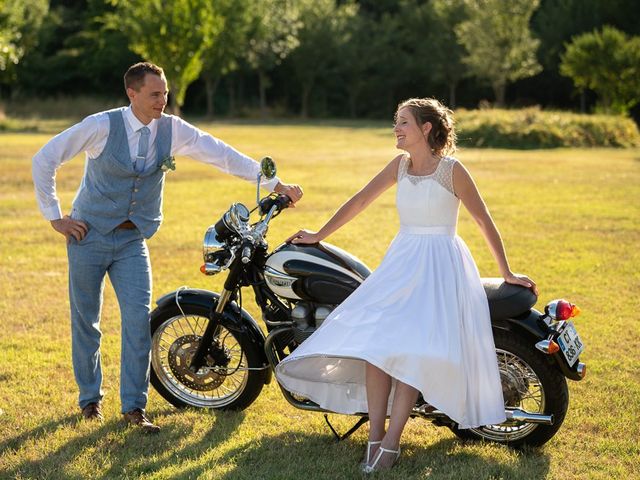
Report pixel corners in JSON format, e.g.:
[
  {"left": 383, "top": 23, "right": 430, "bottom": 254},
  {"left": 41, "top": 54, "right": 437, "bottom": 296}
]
[
  {"left": 397, "top": 154, "right": 457, "bottom": 193},
  {"left": 396, "top": 154, "right": 460, "bottom": 229}
]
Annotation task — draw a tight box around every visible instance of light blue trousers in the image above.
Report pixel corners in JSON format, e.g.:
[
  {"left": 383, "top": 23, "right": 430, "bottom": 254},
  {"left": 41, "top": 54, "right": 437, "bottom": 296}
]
[{"left": 67, "top": 226, "right": 152, "bottom": 413}]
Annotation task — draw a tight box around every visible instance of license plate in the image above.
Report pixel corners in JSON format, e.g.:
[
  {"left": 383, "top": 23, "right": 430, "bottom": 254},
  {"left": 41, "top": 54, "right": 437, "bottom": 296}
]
[{"left": 557, "top": 321, "right": 584, "bottom": 367}]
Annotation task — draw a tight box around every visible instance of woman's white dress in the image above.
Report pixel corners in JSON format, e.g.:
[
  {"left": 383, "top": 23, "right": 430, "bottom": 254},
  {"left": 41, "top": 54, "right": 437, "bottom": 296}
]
[{"left": 275, "top": 155, "right": 506, "bottom": 429}]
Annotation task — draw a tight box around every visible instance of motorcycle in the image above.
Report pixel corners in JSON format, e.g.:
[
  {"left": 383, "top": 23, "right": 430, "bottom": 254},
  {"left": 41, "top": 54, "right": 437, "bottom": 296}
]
[{"left": 149, "top": 157, "right": 586, "bottom": 447}]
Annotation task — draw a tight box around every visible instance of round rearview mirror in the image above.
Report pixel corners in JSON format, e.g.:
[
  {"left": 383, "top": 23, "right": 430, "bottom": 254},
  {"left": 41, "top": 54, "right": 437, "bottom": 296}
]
[{"left": 260, "top": 156, "right": 277, "bottom": 180}]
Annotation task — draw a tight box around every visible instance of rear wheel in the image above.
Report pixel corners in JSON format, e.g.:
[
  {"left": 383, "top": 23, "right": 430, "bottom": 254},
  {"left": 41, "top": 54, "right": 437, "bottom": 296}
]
[
  {"left": 150, "top": 303, "right": 267, "bottom": 410},
  {"left": 449, "top": 330, "right": 569, "bottom": 447}
]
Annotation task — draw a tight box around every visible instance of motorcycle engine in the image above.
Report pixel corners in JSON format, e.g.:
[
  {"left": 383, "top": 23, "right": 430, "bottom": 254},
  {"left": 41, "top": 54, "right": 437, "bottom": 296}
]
[{"left": 290, "top": 302, "right": 334, "bottom": 344}]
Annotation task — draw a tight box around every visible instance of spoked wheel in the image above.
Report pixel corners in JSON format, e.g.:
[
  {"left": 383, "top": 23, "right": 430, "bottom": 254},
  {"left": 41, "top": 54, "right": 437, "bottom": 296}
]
[
  {"left": 450, "top": 330, "right": 569, "bottom": 447},
  {"left": 150, "top": 303, "right": 267, "bottom": 410}
]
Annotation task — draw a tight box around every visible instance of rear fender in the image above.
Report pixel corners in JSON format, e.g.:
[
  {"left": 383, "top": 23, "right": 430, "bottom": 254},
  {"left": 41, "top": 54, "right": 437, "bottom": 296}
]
[
  {"left": 155, "top": 289, "right": 272, "bottom": 384},
  {"left": 492, "top": 308, "right": 548, "bottom": 340},
  {"left": 492, "top": 309, "right": 582, "bottom": 381}
]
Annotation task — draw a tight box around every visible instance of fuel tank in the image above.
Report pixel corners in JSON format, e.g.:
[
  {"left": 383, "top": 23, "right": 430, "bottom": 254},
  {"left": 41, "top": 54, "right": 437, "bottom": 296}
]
[{"left": 264, "top": 242, "right": 371, "bottom": 304}]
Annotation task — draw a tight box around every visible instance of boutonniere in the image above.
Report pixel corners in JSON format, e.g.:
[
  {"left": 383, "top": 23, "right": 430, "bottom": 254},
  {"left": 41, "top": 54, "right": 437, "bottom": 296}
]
[{"left": 160, "top": 155, "right": 176, "bottom": 172}]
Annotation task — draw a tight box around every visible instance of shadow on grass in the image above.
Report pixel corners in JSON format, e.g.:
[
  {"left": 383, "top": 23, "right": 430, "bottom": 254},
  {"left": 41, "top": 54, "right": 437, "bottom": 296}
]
[
  {"left": 1, "top": 407, "right": 245, "bottom": 480},
  {"left": 163, "top": 430, "right": 551, "bottom": 480},
  {"left": 1, "top": 412, "right": 551, "bottom": 479}
]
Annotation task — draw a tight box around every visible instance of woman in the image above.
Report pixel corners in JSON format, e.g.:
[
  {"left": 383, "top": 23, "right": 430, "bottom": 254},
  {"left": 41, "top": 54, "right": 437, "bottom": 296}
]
[{"left": 275, "top": 98, "right": 536, "bottom": 472}]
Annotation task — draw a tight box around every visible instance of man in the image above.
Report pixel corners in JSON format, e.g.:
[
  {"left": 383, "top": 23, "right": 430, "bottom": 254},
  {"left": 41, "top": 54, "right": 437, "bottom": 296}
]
[{"left": 32, "top": 62, "right": 303, "bottom": 432}]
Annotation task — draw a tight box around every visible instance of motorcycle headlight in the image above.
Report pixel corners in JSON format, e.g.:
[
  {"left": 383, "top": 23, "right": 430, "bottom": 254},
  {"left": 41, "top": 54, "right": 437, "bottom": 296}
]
[
  {"left": 203, "top": 225, "right": 226, "bottom": 262},
  {"left": 202, "top": 226, "right": 234, "bottom": 275},
  {"left": 214, "top": 203, "right": 250, "bottom": 241},
  {"left": 202, "top": 203, "right": 250, "bottom": 275}
]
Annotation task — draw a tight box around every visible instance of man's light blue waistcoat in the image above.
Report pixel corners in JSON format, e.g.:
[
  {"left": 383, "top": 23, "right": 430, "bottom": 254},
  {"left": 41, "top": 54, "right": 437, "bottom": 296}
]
[{"left": 72, "top": 108, "right": 172, "bottom": 239}]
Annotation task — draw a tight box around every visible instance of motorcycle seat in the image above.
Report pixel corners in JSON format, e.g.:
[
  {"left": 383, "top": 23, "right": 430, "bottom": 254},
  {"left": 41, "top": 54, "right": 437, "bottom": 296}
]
[{"left": 481, "top": 278, "right": 537, "bottom": 318}]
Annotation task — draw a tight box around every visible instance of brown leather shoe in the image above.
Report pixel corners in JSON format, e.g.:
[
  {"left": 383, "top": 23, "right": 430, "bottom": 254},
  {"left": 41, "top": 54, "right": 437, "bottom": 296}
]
[
  {"left": 81, "top": 402, "right": 104, "bottom": 421},
  {"left": 123, "top": 409, "right": 160, "bottom": 433}
]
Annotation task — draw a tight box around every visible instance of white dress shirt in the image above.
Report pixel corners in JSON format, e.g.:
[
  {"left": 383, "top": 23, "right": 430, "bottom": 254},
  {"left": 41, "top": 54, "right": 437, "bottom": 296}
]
[{"left": 32, "top": 106, "right": 280, "bottom": 220}]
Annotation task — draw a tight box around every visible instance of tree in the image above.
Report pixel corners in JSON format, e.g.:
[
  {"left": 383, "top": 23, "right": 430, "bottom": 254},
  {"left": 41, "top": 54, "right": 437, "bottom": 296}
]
[
  {"left": 245, "top": 0, "right": 302, "bottom": 115},
  {"left": 531, "top": 0, "right": 640, "bottom": 110},
  {"left": 560, "top": 26, "right": 640, "bottom": 115},
  {"left": 335, "top": 12, "right": 406, "bottom": 118},
  {"left": 456, "top": 0, "right": 542, "bottom": 106},
  {"left": 288, "top": 0, "right": 357, "bottom": 117},
  {"left": 200, "top": 0, "right": 252, "bottom": 118},
  {"left": 111, "top": 0, "right": 223, "bottom": 115},
  {"left": 0, "top": 0, "right": 47, "bottom": 88},
  {"left": 401, "top": 0, "right": 466, "bottom": 108},
  {"left": 429, "top": 0, "right": 467, "bottom": 108},
  {"left": 13, "top": 1, "right": 138, "bottom": 100}
]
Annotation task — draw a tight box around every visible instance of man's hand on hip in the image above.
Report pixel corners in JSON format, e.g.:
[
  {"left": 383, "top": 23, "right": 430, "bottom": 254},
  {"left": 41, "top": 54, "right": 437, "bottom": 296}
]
[{"left": 51, "top": 215, "right": 88, "bottom": 242}]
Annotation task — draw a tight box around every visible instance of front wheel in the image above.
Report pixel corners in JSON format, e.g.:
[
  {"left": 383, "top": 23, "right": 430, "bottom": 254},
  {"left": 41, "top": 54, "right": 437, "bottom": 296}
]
[
  {"left": 150, "top": 302, "right": 267, "bottom": 410},
  {"left": 449, "top": 330, "right": 569, "bottom": 447}
]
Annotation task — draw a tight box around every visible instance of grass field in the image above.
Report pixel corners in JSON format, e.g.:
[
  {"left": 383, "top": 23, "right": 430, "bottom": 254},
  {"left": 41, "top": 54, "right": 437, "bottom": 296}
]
[{"left": 0, "top": 121, "right": 639, "bottom": 479}]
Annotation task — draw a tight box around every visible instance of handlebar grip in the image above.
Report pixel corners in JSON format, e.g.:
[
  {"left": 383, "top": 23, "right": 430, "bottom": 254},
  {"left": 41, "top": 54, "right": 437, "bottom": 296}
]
[
  {"left": 276, "top": 194, "right": 292, "bottom": 209},
  {"left": 259, "top": 194, "right": 291, "bottom": 216},
  {"left": 241, "top": 244, "right": 253, "bottom": 264}
]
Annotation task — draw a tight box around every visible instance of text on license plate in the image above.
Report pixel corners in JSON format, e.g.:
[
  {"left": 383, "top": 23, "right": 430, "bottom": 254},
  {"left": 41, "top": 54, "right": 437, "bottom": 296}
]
[{"left": 557, "top": 321, "right": 584, "bottom": 367}]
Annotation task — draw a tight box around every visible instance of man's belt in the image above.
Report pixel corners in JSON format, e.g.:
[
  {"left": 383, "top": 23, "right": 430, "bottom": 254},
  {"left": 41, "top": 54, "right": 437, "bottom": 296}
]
[{"left": 116, "top": 220, "right": 137, "bottom": 230}]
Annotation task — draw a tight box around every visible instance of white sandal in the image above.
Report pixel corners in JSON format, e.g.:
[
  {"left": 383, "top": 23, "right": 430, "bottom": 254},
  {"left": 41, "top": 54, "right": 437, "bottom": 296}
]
[
  {"left": 360, "top": 441, "right": 382, "bottom": 468},
  {"left": 362, "top": 446, "right": 401, "bottom": 473}
]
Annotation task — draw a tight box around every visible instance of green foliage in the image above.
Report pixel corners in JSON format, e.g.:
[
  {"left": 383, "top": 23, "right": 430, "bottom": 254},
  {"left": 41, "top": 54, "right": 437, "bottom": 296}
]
[
  {"left": 400, "top": 0, "right": 467, "bottom": 107},
  {"left": 331, "top": 12, "right": 409, "bottom": 118},
  {"left": 200, "top": 0, "right": 252, "bottom": 116},
  {"left": 3, "top": 0, "right": 640, "bottom": 117},
  {"left": 288, "top": 0, "right": 358, "bottom": 117},
  {"left": 111, "top": 0, "right": 223, "bottom": 112},
  {"left": 245, "top": 0, "right": 303, "bottom": 113},
  {"left": 457, "top": 107, "right": 640, "bottom": 148},
  {"left": 347, "top": 11, "right": 408, "bottom": 117},
  {"left": 456, "top": 0, "right": 542, "bottom": 106},
  {"left": 0, "top": 0, "right": 47, "bottom": 82},
  {"left": 560, "top": 25, "right": 640, "bottom": 115},
  {"left": 426, "top": 0, "right": 467, "bottom": 107},
  {"left": 534, "top": 0, "right": 640, "bottom": 71},
  {"left": 9, "top": 1, "right": 137, "bottom": 99}
]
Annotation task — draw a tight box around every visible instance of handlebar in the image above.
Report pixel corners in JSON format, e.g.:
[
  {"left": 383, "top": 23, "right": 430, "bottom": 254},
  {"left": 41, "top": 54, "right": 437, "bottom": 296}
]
[{"left": 224, "top": 194, "right": 290, "bottom": 267}]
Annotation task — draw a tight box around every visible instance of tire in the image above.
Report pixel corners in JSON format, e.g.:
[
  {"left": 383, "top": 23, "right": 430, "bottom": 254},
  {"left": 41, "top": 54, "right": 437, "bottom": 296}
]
[
  {"left": 149, "top": 302, "right": 267, "bottom": 411},
  {"left": 449, "top": 330, "right": 569, "bottom": 447}
]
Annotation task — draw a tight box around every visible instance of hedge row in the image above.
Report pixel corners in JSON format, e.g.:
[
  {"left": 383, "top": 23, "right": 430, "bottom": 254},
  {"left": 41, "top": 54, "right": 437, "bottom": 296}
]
[
  {"left": 455, "top": 108, "right": 640, "bottom": 148},
  {"left": 2, "top": 103, "right": 639, "bottom": 148}
]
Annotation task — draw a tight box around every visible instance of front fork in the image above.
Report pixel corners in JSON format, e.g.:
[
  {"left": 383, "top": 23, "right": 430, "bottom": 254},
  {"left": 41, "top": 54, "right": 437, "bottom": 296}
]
[
  {"left": 188, "top": 288, "right": 233, "bottom": 373},
  {"left": 189, "top": 252, "right": 250, "bottom": 372}
]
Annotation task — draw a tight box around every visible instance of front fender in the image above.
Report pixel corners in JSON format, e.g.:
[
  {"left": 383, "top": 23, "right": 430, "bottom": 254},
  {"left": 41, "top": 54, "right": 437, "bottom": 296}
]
[{"left": 155, "top": 288, "right": 272, "bottom": 384}]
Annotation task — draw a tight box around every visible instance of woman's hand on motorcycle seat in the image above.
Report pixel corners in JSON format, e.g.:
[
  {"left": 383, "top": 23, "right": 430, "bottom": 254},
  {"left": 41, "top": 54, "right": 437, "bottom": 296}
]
[
  {"left": 287, "top": 229, "right": 321, "bottom": 244},
  {"left": 504, "top": 272, "right": 538, "bottom": 296}
]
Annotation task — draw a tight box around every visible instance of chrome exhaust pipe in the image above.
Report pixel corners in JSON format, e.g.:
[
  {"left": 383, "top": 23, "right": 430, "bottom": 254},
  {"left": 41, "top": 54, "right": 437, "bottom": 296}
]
[
  {"left": 412, "top": 406, "right": 554, "bottom": 425},
  {"left": 505, "top": 408, "right": 554, "bottom": 425}
]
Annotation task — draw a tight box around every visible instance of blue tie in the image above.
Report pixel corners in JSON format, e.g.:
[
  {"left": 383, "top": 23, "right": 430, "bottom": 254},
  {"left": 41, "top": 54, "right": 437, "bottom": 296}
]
[{"left": 135, "top": 126, "right": 150, "bottom": 172}]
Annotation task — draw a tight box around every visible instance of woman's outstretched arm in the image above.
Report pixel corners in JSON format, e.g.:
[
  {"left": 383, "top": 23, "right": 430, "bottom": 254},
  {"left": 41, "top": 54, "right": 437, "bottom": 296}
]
[
  {"left": 453, "top": 161, "right": 538, "bottom": 294},
  {"left": 287, "top": 155, "right": 403, "bottom": 244}
]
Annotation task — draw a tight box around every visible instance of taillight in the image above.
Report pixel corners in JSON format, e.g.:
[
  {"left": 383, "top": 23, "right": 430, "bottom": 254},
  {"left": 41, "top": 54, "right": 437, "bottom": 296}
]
[{"left": 545, "top": 299, "right": 580, "bottom": 321}]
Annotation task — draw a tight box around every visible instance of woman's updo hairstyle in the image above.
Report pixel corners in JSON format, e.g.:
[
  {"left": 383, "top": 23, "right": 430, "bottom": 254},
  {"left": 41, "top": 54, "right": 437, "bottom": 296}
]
[{"left": 396, "top": 98, "right": 457, "bottom": 157}]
